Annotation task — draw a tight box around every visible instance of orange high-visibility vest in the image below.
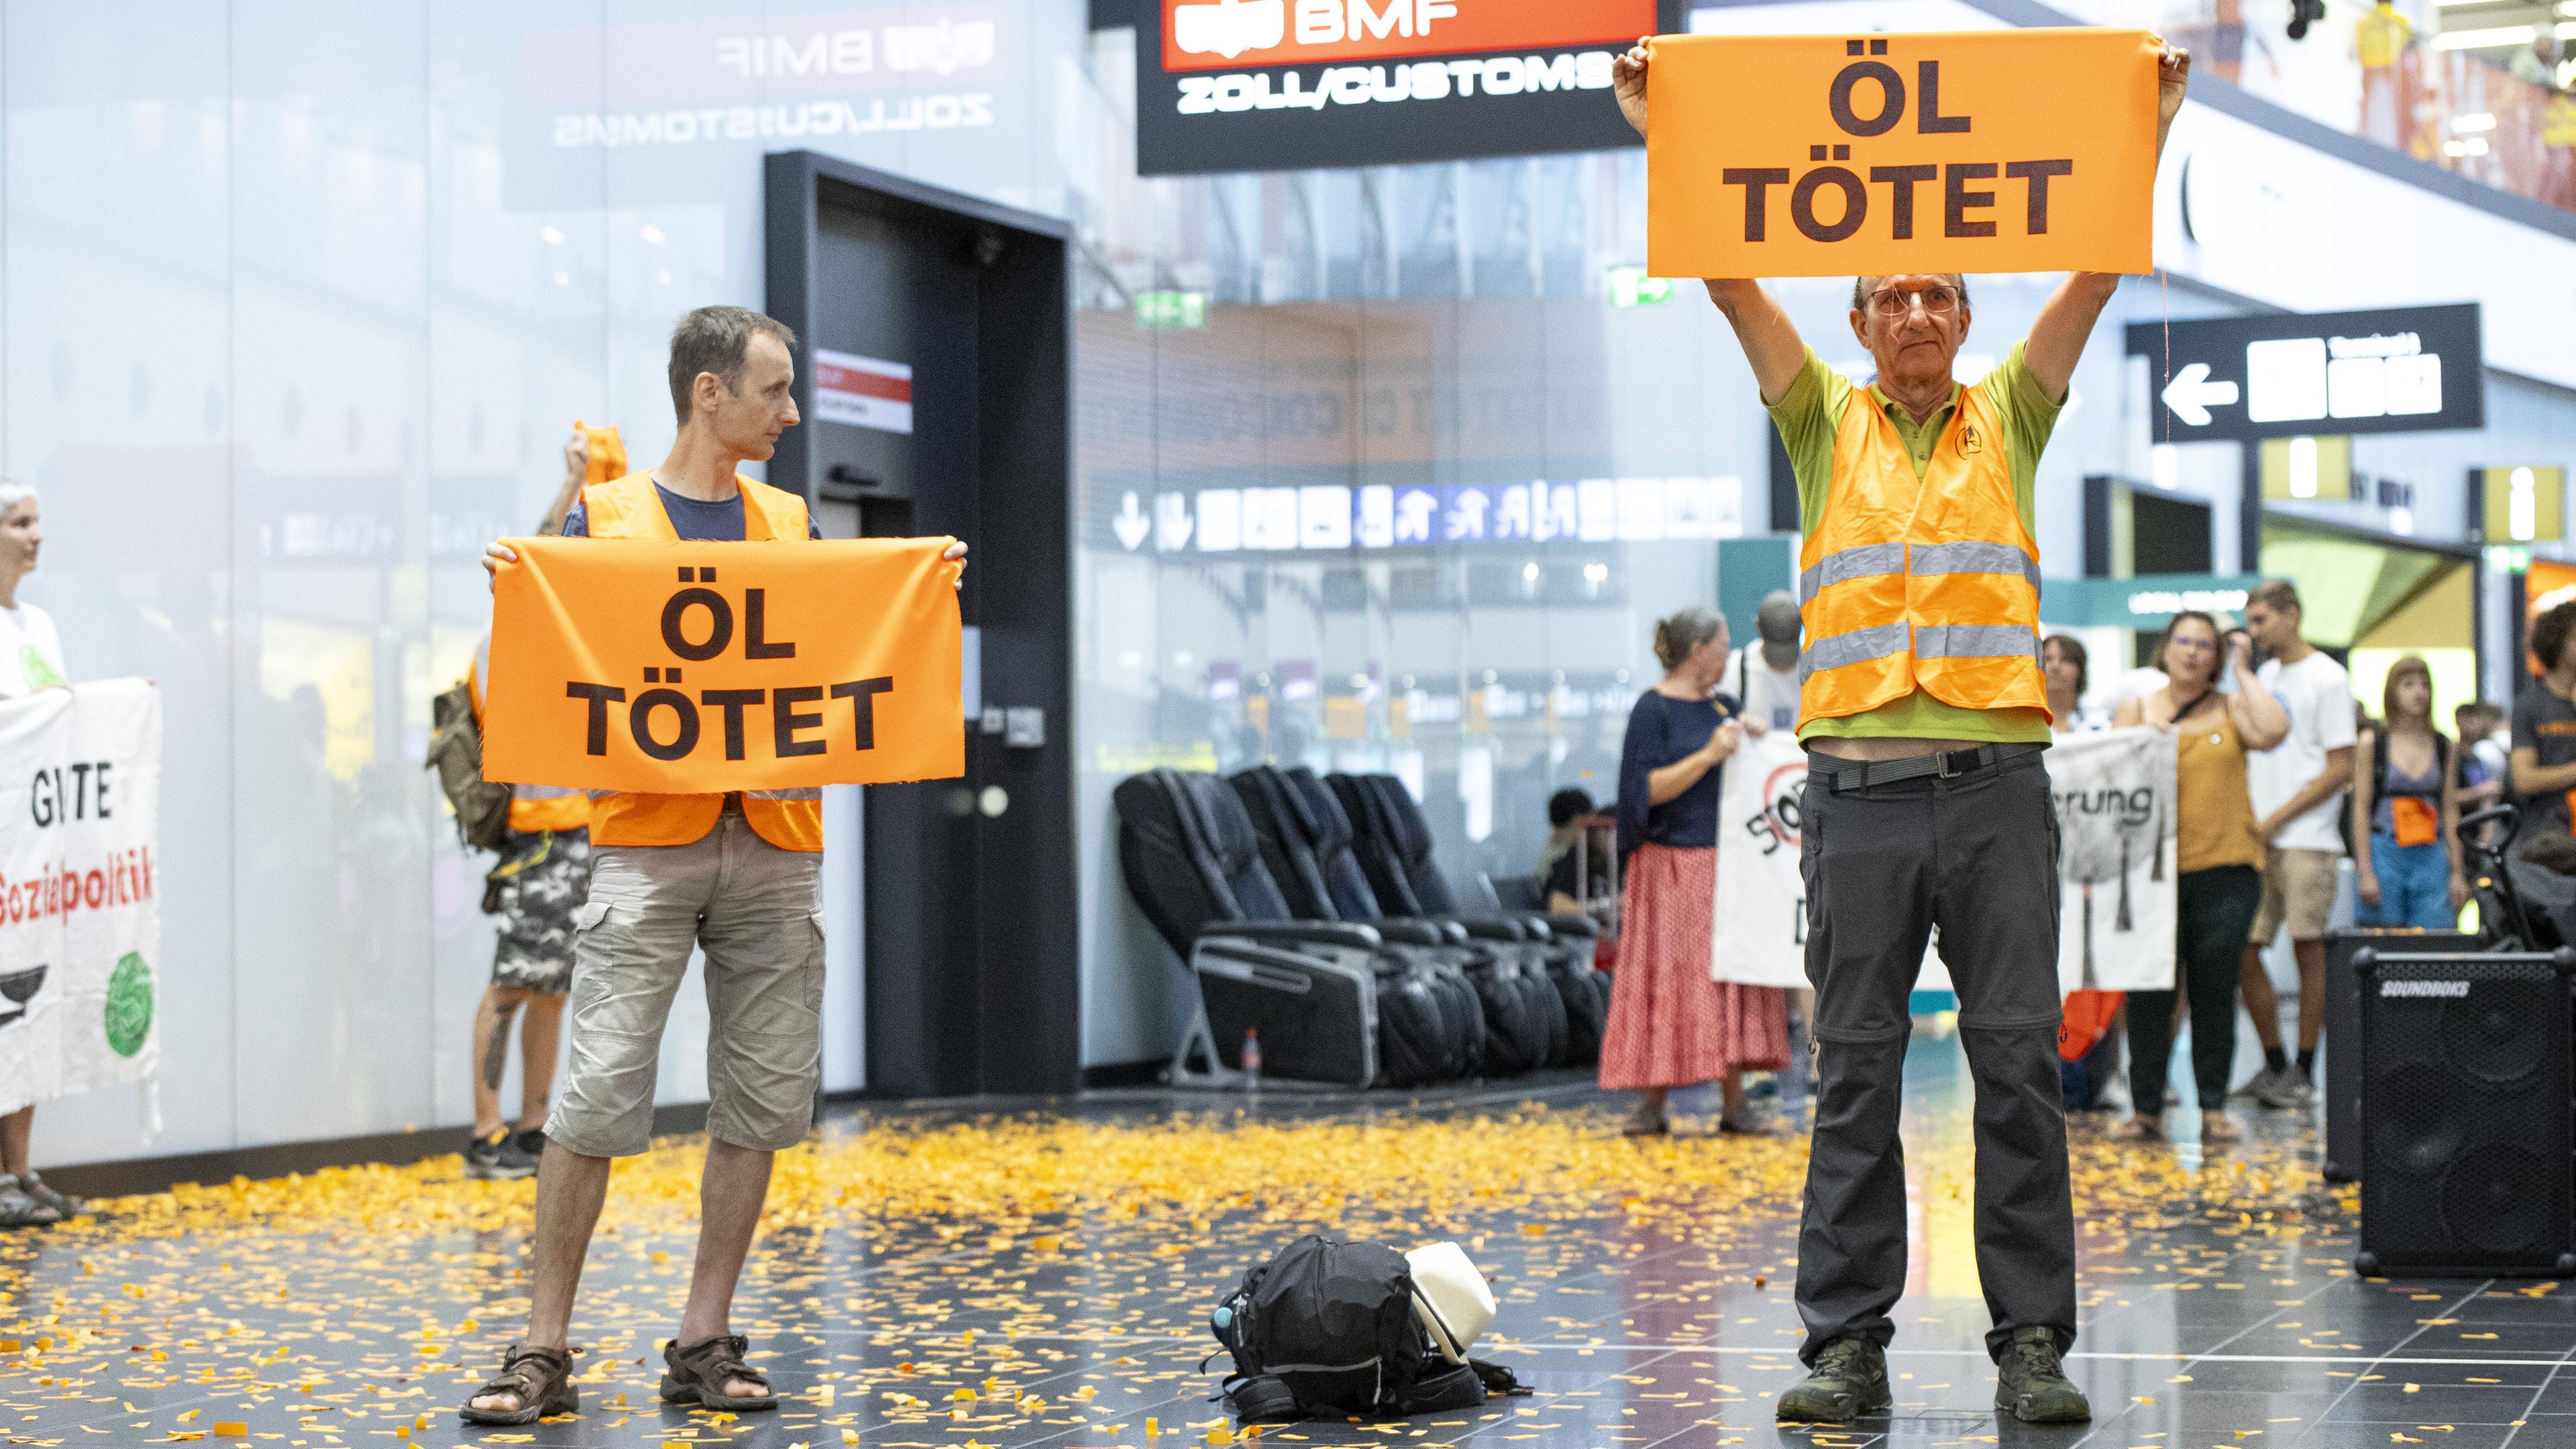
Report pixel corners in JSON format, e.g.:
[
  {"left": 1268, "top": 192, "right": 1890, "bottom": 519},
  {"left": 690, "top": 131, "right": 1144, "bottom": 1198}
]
[
  {"left": 1796, "top": 384, "right": 2050, "bottom": 729},
  {"left": 470, "top": 636, "right": 590, "bottom": 834},
  {"left": 580, "top": 472, "right": 823, "bottom": 853}
]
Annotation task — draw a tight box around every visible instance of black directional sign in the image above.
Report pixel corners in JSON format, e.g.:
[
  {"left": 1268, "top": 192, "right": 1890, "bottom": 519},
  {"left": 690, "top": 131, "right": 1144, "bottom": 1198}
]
[{"left": 2124, "top": 303, "right": 2483, "bottom": 442}]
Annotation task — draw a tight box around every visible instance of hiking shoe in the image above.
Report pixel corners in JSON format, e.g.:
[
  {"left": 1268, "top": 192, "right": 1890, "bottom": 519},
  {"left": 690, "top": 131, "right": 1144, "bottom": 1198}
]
[
  {"left": 18, "top": 1172, "right": 80, "bottom": 1220},
  {"left": 0, "top": 1174, "right": 60, "bottom": 1228},
  {"left": 464, "top": 1129, "right": 538, "bottom": 1181},
  {"left": 513, "top": 1128, "right": 548, "bottom": 1163},
  {"left": 1994, "top": 1325, "right": 2090, "bottom": 1424},
  {"left": 1777, "top": 1336, "right": 1890, "bottom": 1423}
]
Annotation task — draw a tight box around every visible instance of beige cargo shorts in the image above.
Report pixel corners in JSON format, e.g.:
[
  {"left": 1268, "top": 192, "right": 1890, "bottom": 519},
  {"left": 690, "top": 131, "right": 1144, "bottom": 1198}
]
[{"left": 547, "top": 809, "right": 824, "bottom": 1159}]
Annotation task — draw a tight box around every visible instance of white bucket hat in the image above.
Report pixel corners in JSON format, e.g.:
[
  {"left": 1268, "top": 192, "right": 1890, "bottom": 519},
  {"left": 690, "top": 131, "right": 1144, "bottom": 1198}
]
[{"left": 1405, "top": 1241, "right": 1497, "bottom": 1363}]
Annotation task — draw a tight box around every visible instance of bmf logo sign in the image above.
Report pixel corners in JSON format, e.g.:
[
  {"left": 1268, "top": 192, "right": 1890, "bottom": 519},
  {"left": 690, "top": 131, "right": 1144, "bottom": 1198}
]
[{"left": 2378, "top": 979, "right": 2471, "bottom": 998}]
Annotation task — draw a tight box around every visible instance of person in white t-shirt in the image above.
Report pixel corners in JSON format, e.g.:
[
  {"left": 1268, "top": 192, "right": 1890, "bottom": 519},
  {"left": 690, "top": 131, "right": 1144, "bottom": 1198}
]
[
  {"left": 1719, "top": 590, "right": 1803, "bottom": 735},
  {"left": 2236, "top": 580, "right": 2357, "bottom": 1110},
  {"left": 0, "top": 482, "right": 78, "bottom": 1231}
]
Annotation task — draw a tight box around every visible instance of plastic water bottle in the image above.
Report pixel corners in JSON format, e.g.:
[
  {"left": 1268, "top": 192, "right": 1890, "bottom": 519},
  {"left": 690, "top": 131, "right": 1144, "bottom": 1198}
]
[{"left": 1240, "top": 1029, "right": 1262, "bottom": 1091}]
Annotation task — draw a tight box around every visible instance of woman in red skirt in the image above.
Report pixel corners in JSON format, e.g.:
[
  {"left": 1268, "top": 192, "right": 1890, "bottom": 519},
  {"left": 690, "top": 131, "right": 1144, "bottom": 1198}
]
[{"left": 1603, "top": 607, "right": 1790, "bottom": 1135}]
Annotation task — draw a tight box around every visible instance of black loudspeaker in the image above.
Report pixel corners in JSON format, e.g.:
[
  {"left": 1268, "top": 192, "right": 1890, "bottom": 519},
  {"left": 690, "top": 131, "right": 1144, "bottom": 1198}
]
[
  {"left": 2323, "top": 928, "right": 2479, "bottom": 1183},
  {"left": 2355, "top": 948, "right": 2576, "bottom": 1278}
]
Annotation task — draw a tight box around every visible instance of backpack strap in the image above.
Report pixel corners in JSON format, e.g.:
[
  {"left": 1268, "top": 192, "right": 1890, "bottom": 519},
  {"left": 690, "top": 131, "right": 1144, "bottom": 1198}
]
[
  {"left": 1398, "top": 1362, "right": 1485, "bottom": 1415},
  {"left": 1220, "top": 1374, "right": 1303, "bottom": 1423}
]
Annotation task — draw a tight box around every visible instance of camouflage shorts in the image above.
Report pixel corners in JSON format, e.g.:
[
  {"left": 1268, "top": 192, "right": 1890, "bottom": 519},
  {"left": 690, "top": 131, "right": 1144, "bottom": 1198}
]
[{"left": 490, "top": 827, "right": 594, "bottom": 994}]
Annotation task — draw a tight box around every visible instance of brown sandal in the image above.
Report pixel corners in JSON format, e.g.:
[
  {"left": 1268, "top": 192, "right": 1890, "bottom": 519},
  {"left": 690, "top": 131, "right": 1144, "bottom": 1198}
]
[
  {"left": 661, "top": 1334, "right": 776, "bottom": 1412},
  {"left": 460, "top": 1343, "right": 579, "bottom": 1426}
]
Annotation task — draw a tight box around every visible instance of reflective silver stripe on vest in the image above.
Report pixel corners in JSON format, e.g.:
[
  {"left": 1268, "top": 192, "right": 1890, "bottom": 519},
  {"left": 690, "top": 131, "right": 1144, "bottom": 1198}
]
[
  {"left": 580, "top": 788, "right": 821, "bottom": 802},
  {"left": 1796, "top": 622, "right": 1912, "bottom": 682},
  {"left": 514, "top": 783, "right": 582, "bottom": 803},
  {"left": 1909, "top": 540, "right": 2042, "bottom": 596},
  {"left": 1912, "top": 624, "right": 2041, "bottom": 663},
  {"left": 1797, "top": 541, "right": 1907, "bottom": 603}
]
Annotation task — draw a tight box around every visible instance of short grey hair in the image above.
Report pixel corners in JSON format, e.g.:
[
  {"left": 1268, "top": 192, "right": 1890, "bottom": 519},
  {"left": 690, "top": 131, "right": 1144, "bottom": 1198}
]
[
  {"left": 1755, "top": 589, "right": 1802, "bottom": 645},
  {"left": 0, "top": 481, "right": 38, "bottom": 516},
  {"left": 1852, "top": 274, "right": 1971, "bottom": 312},
  {"left": 667, "top": 306, "right": 798, "bottom": 425},
  {"left": 1652, "top": 606, "right": 1725, "bottom": 671}
]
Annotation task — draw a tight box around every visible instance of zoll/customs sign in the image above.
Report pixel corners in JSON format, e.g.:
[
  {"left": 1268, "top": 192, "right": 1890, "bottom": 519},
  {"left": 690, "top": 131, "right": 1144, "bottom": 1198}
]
[
  {"left": 1646, "top": 28, "right": 2161, "bottom": 278},
  {"left": 1138, "top": 0, "right": 1683, "bottom": 174},
  {"left": 481, "top": 538, "right": 965, "bottom": 793}
]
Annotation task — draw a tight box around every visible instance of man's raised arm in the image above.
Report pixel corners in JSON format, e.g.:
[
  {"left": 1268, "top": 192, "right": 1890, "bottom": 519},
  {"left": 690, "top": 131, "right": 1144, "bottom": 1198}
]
[
  {"left": 2022, "top": 43, "right": 2192, "bottom": 402},
  {"left": 1614, "top": 39, "right": 1808, "bottom": 404}
]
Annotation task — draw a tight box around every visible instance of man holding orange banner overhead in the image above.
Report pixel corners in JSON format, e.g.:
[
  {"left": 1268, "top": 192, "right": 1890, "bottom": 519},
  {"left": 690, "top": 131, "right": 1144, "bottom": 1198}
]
[
  {"left": 460, "top": 307, "right": 967, "bottom": 1428},
  {"left": 1616, "top": 32, "right": 2188, "bottom": 1427}
]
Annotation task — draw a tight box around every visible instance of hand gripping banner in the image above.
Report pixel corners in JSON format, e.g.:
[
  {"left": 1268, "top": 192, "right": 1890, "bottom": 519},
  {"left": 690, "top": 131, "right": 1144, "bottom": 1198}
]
[
  {"left": 480, "top": 537, "right": 965, "bottom": 794},
  {"left": 1648, "top": 27, "right": 2160, "bottom": 278},
  {"left": 0, "top": 679, "right": 164, "bottom": 1117}
]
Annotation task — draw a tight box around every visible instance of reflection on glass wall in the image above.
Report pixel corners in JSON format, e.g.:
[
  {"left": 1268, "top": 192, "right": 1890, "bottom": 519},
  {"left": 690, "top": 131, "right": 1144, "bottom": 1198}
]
[{"left": 1070, "top": 119, "right": 1786, "bottom": 1062}]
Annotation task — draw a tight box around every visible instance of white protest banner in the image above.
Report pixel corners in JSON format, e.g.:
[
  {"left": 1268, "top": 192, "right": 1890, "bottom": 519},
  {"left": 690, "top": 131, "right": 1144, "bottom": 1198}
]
[
  {"left": 0, "top": 679, "right": 163, "bottom": 1117},
  {"left": 1714, "top": 724, "right": 2176, "bottom": 996},
  {"left": 2043, "top": 725, "right": 2176, "bottom": 994},
  {"left": 1711, "top": 728, "right": 1814, "bottom": 989}
]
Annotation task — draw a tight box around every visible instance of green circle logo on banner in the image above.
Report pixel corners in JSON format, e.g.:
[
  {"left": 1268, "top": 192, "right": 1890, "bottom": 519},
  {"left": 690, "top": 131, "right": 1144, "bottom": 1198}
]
[{"left": 103, "top": 952, "right": 153, "bottom": 1059}]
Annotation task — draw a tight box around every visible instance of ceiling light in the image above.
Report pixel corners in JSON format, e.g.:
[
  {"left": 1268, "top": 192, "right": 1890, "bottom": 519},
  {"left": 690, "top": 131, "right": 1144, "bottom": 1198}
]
[
  {"left": 2452, "top": 111, "right": 2497, "bottom": 131},
  {"left": 2432, "top": 23, "right": 2534, "bottom": 47},
  {"left": 641, "top": 225, "right": 665, "bottom": 244},
  {"left": 539, "top": 224, "right": 565, "bottom": 244}
]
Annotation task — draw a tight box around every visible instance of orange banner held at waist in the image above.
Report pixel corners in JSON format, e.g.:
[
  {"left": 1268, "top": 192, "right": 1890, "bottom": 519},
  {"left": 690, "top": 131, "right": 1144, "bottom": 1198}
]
[
  {"left": 1648, "top": 27, "right": 2161, "bottom": 278},
  {"left": 481, "top": 536, "right": 965, "bottom": 794}
]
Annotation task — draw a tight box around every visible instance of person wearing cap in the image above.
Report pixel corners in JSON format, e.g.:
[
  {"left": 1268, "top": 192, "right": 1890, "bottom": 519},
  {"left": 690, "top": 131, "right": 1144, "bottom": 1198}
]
[
  {"left": 1613, "top": 32, "right": 2191, "bottom": 1428},
  {"left": 458, "top": 427, "right": 608, "bottom": 1182},
  {"left": 1721, "top": 590, "right": 1805, "bottom": 736}
]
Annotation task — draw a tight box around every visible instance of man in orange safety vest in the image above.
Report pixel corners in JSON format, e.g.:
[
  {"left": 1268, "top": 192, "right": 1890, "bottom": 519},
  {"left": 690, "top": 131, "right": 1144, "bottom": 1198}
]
[
  {"left": 460, "top": 307, "right": 966, "bottom": 1427},
  {"left": 1615, "top": 36, "right": 2192, "bottom": 1428}
]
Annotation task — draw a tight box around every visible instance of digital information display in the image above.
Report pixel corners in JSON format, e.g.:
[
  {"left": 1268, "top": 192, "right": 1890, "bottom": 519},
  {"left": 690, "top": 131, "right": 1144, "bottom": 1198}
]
[
  {"left": 2124, "top": 303, "right": 2483, "bottom": 441},
  {"left": 1135, "top": 0, "right": 1684, "bottom": 175},
  {"left": 1089, "top": 476, "right": 1746, "bottom": 553}
]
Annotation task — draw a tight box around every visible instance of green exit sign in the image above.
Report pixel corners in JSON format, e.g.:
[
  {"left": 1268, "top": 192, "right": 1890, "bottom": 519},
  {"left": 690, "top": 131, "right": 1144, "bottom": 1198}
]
[
  {"left": 1134, "top": 290, "right": 1208, "bottom": 329},
  {"left": 1607, "top": 267, "right": 1672, "bottom": 308}
]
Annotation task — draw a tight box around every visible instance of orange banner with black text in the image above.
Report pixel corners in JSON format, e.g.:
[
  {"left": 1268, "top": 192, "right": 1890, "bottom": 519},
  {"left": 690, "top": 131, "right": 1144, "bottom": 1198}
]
[
  {"left": 480, "top": 537, "right": 965, "bottom": 794},
  {"left": 1647, "top": 27, "right": 2161, "bottom": 278}
]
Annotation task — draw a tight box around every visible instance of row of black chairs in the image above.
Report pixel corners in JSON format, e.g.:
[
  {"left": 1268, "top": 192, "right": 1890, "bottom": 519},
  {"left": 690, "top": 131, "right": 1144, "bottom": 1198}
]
[{"left": 1114, "top": 766, "right": 1611, "bottom": 1089}]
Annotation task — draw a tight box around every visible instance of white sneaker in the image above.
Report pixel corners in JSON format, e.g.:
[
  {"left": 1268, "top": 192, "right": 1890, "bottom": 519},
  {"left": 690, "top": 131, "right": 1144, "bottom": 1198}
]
[
  {"left": 2259, "top": 1072, "right": 2314, "bottom": 1111},
  {"left": 2229, "top": 1065, "right": 2282, "bottom": 1102}
]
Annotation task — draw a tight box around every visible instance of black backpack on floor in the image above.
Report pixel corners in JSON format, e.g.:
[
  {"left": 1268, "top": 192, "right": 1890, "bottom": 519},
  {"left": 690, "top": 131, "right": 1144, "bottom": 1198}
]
[{"left": 1208, "top": 1235, "right": 1525, "bottom": 1421}]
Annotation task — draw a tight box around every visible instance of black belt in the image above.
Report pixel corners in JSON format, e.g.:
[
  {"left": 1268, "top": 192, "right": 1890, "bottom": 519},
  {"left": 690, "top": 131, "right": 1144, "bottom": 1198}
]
[{"left": 1815, "top": 741, "right": 2046, "bottom": 794}]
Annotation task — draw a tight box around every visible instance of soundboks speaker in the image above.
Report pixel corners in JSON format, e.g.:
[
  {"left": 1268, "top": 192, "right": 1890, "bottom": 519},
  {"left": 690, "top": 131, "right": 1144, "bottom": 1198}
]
[
  {"left": 2355, "top": 948, "right": 2576, "bottom": 1278},
  {"left": 2323, "top": 928, "right": 2479, "bottom": 1183}
]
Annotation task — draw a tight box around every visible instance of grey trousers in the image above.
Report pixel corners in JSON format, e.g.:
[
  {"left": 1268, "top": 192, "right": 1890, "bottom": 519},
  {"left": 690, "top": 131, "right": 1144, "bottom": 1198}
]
[{"left": 1794, "top": 752, "right": 2076, "bottom": 1364}]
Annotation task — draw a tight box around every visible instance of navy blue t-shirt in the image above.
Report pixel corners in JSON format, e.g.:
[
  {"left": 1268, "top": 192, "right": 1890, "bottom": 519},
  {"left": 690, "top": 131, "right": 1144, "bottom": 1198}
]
[
  {"left": 1615, "top": 690, "right": 1740, "bottom": 861},
  {"left": 561, "top": 480, "right": 821, "bottom": 540}
]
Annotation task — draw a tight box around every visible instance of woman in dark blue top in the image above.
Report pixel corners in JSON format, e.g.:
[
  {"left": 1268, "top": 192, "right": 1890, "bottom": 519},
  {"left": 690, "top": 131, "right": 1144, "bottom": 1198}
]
[{"left": 1601, "top": 607, "right": 1790, "bottom": 1136}]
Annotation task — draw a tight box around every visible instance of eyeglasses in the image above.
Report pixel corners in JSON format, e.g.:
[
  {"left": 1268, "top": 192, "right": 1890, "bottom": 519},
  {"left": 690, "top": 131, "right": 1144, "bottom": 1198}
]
[
  {"left": 1867, "top": 285, "right": 1960, "bottom": 317},
  {"left": 2167, "top": 637, "right": 2216, "bottom": 653}
]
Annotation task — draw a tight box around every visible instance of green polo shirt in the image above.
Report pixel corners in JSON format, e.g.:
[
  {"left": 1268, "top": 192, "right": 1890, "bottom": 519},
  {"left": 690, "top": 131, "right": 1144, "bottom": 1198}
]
[{"left": 1768, "top": 341, "right": 2061, "bottom": 745}]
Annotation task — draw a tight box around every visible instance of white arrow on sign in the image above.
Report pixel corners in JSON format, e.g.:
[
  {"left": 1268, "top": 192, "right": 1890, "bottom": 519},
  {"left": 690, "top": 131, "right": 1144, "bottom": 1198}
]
[
  {"left": 2160, "top": 362, "right": 2241, "bottom": 427},
  {"left": 1112, "top": 491, "right": 1150, "bottom": 550}
]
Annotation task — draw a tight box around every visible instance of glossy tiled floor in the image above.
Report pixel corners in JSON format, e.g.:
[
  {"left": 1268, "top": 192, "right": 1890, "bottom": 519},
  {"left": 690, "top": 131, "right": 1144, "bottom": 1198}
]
[{"left": 5, "top": 1032, "right": 2575, "bottom": 1448}]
